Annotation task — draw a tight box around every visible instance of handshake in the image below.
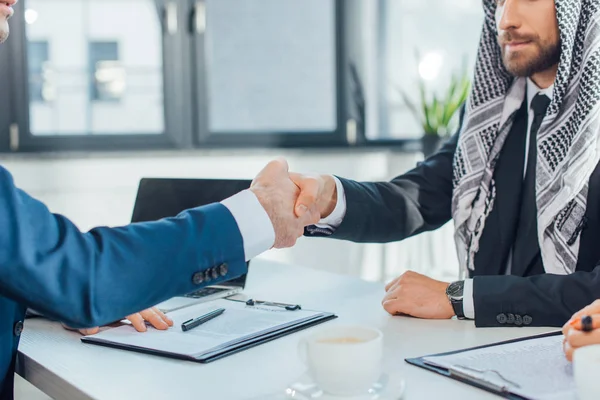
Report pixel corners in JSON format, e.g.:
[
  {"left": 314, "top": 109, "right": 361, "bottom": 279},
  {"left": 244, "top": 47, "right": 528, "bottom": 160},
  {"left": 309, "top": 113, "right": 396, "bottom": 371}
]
[{"left": 250, "top": 158, "right": 339, "bottom": 249}]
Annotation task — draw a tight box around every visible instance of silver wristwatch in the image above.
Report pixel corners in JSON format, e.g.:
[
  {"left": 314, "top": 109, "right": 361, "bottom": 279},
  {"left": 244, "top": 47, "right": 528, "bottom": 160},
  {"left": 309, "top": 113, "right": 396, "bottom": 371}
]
[{"left": 446, "top": 280, "right": 466, "bottom": 319}]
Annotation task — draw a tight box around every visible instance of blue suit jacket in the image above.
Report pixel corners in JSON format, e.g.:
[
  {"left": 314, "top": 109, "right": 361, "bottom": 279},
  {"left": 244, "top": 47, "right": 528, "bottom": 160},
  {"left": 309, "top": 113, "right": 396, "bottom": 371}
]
[{"left": 0, "top": 166, "right": 248, "bottom": 398}]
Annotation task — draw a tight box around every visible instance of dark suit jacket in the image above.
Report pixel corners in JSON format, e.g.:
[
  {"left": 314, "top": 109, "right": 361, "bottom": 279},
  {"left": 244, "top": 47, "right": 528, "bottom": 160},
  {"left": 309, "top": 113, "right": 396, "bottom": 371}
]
[
  {"left": 307, "top": 109, "right": 600, "bottom": 328},
  {"left": 0, "top": 166, "right": 247, "bottom": 398}
]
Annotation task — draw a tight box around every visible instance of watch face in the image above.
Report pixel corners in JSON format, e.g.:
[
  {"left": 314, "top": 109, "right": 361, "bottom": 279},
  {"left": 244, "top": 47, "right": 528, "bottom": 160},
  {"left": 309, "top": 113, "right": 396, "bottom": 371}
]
[{"left": 447, "top": 281, "right": 464, "bottom": 300}]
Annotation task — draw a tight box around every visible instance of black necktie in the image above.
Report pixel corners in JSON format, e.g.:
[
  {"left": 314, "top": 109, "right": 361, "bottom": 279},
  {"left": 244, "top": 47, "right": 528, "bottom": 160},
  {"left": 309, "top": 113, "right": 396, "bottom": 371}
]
[{"left": 511, "top": 93, "right": 551, "bottom": 275}]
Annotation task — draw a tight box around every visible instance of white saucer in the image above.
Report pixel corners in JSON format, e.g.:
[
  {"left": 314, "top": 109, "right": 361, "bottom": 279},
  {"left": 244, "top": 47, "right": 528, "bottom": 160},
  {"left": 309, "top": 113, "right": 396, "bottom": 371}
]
[{"left": 281, "top": 371, "right": 405, "bottom": 400}]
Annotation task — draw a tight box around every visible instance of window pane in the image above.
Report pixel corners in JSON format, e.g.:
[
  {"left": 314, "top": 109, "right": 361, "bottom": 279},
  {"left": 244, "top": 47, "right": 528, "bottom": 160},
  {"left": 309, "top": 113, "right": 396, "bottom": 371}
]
[
  {"left": 205, "top": 0, "right": 337, "bottom": 133},
  {"left": 371, "top": 0, "right": 483, "bottom": 139},
  {"left": 89, "top": 41, "right": 123, "bottom": 102},
  {"left": 27, "top": 41, "right": 49, "bottom": 103},
  {"left": 25, "top": 0, "right": 164, "bottom": 136}
]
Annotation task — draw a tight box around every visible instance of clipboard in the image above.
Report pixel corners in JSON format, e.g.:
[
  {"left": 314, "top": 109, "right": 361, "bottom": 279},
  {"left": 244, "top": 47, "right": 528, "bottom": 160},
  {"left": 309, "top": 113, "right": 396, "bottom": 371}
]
[
  {"left": 405, "top": 331, "right": 564, "bottom": 400},
  {"left": 82, "top": 298, "right": 337, "bottom": 364}
]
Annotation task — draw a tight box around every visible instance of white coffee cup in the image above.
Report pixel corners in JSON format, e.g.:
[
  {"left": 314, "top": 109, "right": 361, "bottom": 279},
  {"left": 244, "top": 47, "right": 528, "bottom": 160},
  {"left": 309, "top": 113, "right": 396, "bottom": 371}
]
[
  {"left": 574, "top": 344, "right": 600, "bottom": 400},
  {"left": 298, "top": 325, "right": 383, "bottom": 396}
]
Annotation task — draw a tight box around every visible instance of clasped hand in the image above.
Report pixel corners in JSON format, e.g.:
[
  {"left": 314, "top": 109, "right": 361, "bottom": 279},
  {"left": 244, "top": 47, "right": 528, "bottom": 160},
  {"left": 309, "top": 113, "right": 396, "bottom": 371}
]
[
  {"left": 250, "top": 158, "right": 324, "bottom": 248},
  {"left": 74, "top": 158, "right": 325, "bottom": 336}
]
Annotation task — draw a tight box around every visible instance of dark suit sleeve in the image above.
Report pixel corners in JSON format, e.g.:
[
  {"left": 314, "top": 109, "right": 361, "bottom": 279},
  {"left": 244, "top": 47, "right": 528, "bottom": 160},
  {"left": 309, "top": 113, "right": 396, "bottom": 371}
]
[
  {"left": 473, "top": 268, "right": 600, "bottom": 327},
  {"left": 316, "top": 130, "right": 459, "bottom": 244},
  {"left": 0, "top": 166, "right": 247, "bottom": 329}
]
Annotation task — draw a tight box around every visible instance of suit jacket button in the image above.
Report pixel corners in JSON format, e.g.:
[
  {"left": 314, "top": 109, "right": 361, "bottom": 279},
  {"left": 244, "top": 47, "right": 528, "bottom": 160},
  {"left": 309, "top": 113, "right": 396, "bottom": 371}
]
[
  {"left": 14, "top": 321, "right": 24, "bottom": 337},
  {"left": 204, "top": 270, "right": 212, "bottom": 283},
  {"left": 523, "top": 315, "right": 533, "bottom": 326},
  {"left": 514, "top": 315, "right": 523, "bottom": 326},
  {"left": 211, "top": 267, "right": 219, "bottom": 280},
  {"left": 192, "top": 272, "right": 204, "bottom": 285},
  {"left": 219, "top": 263, "right": 228, "bottom": 277},
  {"left": 506, "top": 313, "right": 515, "bottom": 324},
  {"left": 496, "top": 313, "right": 507, "bottom": 324}
]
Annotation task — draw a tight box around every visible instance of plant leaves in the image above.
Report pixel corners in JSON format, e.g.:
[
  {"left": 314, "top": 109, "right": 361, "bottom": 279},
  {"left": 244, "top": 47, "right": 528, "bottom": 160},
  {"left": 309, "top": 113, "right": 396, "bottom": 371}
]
[{"left": 412, "top": 51, "right": 471, "bottom": 136}]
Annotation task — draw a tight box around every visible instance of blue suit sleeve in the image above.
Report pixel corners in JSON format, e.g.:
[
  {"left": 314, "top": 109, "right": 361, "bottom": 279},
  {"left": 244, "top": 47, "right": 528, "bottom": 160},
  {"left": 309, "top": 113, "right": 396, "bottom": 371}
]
[{"left": 0, "top": 166, "right": 247, "bottom": 328}]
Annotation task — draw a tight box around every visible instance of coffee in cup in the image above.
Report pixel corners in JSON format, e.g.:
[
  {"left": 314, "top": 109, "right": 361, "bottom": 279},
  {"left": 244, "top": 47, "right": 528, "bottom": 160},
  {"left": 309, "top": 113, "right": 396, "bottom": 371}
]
[{"left": 298, "top": 325, "right": 383, "bottom": 396}]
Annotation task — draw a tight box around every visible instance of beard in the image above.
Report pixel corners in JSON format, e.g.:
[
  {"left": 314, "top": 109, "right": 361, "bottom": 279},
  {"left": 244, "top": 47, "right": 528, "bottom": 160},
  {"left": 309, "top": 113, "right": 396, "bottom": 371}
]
[
  {"left": 0, "top": 19, "right": 9, "bottom": 44},
  {"left": 499, "top": 31, "right": 561, "bottom": 77}
]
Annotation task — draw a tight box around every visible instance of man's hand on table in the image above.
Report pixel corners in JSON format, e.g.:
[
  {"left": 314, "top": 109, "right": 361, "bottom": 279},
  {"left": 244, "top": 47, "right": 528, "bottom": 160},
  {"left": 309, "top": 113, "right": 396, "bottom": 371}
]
[
  {"left": 63, "top": 306, "right": 173, "bottom": 335},
  {"left": 382, "top": 271, "right": 454, "bottom": 319}
]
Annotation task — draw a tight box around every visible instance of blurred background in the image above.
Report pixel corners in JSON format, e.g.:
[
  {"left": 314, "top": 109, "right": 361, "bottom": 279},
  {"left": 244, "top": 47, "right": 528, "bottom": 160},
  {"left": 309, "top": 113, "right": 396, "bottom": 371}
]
[{"left": 0, "top": 0, "right": 484, "bottom": 287}]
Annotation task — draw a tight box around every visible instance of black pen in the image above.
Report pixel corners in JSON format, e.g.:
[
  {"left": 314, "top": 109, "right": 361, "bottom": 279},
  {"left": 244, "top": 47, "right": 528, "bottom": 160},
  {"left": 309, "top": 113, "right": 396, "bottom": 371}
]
[{"left": 181, "top": 308, "right": 225, "bottom": 332}]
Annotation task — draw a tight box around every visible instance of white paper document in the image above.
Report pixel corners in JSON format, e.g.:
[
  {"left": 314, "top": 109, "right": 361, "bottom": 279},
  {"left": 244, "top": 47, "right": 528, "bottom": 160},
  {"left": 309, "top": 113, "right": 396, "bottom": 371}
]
[
  {"left": 83, "top": 299, "right": 329, "bottom": 359},
  {"left": 423, "top": 335, "right": 575, "bottom": 400}
]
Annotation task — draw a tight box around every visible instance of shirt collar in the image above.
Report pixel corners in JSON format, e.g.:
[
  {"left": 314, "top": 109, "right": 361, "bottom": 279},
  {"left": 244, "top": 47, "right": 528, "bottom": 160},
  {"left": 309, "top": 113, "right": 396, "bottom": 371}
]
[{"left": 526, "top": 78, "right": 554, "bottom": 109}]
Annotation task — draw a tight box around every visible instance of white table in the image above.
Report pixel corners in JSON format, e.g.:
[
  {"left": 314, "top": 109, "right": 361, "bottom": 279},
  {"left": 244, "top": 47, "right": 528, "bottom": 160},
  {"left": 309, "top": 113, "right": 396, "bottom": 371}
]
[{"left": 17, "top": 260, "right": 555, "bottom": 399}]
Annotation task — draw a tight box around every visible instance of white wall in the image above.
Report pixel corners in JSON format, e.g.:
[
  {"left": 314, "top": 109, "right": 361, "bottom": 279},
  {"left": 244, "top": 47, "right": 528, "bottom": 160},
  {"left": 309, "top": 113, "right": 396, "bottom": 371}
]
[{"left": 1, "top": 150, "right": 460, "bottom": 283}]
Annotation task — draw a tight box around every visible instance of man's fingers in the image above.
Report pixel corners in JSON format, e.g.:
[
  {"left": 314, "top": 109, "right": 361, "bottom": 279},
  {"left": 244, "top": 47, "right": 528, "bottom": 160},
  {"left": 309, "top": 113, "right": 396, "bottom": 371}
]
[
  {"left": 386, "top": 278, "right": 403, "bottom": 295},
  {"left": 127, "top": 313, "right": 147, "bottom": 332},
  {"left": 78, "top": 327, "right": 100, "bottom": 336},
  {"left": 297, "top": 203, "right": 320, "bottom": 226},
  {"left": 253, "top": 158, "right": 290, "bottom": 186},
  {"left": 265, "top": 158, "right": 289, "bottom": 178},
  {"left": 564, "top": 339, "right": 574, "bottom": 362},
  {"left": 564, "top": 311, "right": 600, "bottom": 336},
  {"left": 289, "top": 172, "right": 303, "bottom": 185},
  {"left": 382, "top": 299, "right": 405, "bottom": 316},
  {"left": 140, "top": 308, "right": 169, "bottom": 330},
  {"left": 292, "top": 175, "right": 320, "bottom": 218},
  {"left": 152, "top": 307, "right": 173, "bottom": 327},
  {"left": 564, "top": 313, "right": 600, "bottom": 336},
  {"left": 276, "top": 157, "right": 289, "bottom": 173},
  {"left": 382, "top": 288, "right": 399, "bottom": 304},
  {"left": 567, "top": 327, "right": 600, "bottom": 348},
  {"left": 385, "top": 276, "right": 401, "bottom": 292}
]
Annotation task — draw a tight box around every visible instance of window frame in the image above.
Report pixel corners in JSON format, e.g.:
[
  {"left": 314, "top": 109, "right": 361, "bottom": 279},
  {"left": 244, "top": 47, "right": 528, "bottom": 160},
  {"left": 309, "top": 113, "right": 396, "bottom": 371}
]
[
  {"left": 4, "top": 0, "right": 191, "bottom": 152},
  {"left": 189, "top": 0, "right": 352, "bottom": 149},
  {"left": 0, "top": 0, "right": 416, "bottom": 153},
  {"left": 88, "top": 41, "right": 122, "bottom": 103},
  {"left": 0, "top": 30, "right": 13, "bottom": 152},
  {"left": 26, "top": 40, "right": 49, "bottom": 104}
]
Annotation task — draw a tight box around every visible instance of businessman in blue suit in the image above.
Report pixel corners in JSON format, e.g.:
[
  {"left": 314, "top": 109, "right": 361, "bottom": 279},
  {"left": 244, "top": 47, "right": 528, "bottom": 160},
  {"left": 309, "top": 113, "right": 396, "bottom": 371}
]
[
  {"left": 0, "top": 4, "right": 318, "bottom": 395},
  {"left": 0, "top": 154, "right": 314, "bottom": 399}
]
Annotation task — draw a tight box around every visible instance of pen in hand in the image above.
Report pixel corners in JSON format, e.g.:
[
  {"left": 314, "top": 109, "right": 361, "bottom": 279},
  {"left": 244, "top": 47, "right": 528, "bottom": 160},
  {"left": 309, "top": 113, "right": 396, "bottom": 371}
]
[
  {"left": 181, "top": 308, "right": 226, "bottom": 332},
  {"left": 568, "top": 314, "right": 597, "bottom": 333}
]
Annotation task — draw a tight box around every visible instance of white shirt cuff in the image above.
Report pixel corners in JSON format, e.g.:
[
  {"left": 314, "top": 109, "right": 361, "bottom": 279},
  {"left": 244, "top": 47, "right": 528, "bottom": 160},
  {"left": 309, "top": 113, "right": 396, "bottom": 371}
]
[
  {"left": 221, "top": 190, "right": 275, "bottom": 261},
  {"left": 316, "top": 176, "right": 347, "bottom": 229},
  {"left": 463, "top": 279, "right": 475, "bottom": 320}
]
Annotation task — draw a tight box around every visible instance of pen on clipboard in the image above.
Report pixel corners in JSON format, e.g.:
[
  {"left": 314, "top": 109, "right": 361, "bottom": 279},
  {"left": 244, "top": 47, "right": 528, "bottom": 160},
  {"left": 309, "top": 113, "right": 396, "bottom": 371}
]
[
  {"left": 446, "top": 364, "right": 520, "bottom": 393},
  {"left": 181, "top": 308, "right": 225, "bottom": 332},
  {"left": 245, "top": 299, "right": 301, "bottom": 311}
]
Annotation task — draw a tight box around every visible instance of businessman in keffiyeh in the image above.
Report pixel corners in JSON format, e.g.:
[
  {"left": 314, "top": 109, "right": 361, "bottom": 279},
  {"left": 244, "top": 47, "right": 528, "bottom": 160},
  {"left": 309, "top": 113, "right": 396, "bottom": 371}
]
[{"left": 297, "top": 0, "right": 600, "bottom": 328}]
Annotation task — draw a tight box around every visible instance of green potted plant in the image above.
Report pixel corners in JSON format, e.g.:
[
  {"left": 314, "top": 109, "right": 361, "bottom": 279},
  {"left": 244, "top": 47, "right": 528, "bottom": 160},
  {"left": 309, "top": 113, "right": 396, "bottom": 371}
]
[{"left": 399, "top": 57, "right": 471, "bottom": 157}]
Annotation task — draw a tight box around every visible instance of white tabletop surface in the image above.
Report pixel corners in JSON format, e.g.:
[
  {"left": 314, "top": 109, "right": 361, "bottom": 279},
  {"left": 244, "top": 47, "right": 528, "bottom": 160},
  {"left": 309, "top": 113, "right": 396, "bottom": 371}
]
[{"left": 16, "top": 260, "right": 556, "bottom": 400}]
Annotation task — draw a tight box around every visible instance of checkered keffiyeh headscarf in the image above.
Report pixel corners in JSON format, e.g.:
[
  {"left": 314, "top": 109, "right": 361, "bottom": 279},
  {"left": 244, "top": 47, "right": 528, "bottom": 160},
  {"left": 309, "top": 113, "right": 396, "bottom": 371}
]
[{"left": 452, "top": 0, "right": 600, "bottom": 276}]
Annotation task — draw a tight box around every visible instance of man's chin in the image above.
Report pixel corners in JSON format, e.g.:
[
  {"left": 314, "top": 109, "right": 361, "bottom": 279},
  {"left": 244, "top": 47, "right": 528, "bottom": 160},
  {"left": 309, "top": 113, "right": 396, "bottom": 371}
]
[
  {"left": 503, "top": 54, "right": 541, "bottom": 77},
  {"left": 501, "top": 43, "right": 560, "bottom": 78},
  {"left": 504, "top": 61, "right": 532, "bottom": 77}
]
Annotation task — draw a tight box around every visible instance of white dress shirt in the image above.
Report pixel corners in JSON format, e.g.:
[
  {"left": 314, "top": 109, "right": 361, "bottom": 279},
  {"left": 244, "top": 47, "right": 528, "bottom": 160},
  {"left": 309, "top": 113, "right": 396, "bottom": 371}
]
[
  {"left": 321, "top": 78, "right": 554, "bottom": 320},
  {"left": 221, "top": 190, "right": 275, "bottom": 261}
]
